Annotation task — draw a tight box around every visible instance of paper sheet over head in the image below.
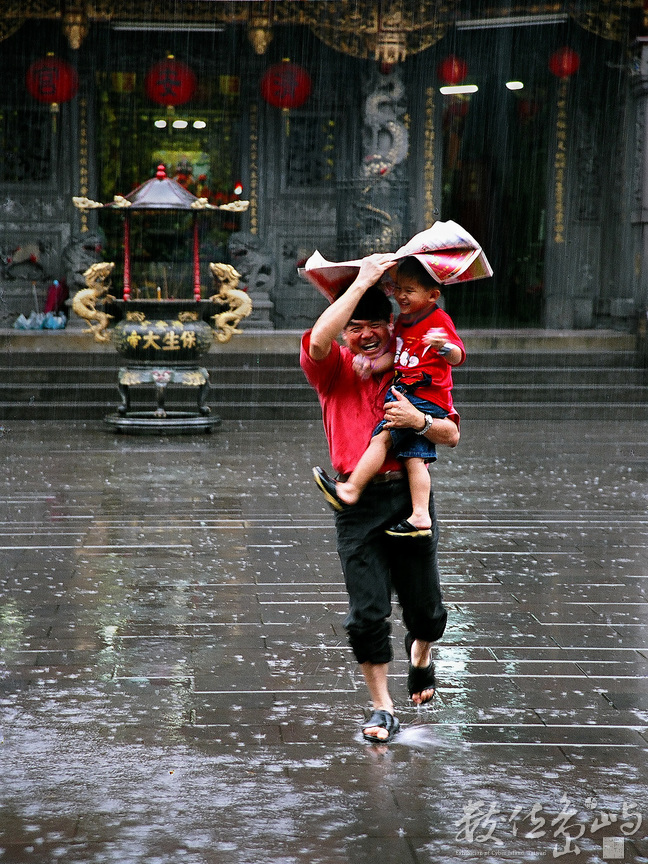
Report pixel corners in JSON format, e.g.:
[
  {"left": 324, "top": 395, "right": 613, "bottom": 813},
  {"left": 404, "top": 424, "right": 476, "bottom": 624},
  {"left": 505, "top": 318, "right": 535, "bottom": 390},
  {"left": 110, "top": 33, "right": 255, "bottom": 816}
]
[{"left": 298, "top": 220, "right": 493, "bottom": 302}]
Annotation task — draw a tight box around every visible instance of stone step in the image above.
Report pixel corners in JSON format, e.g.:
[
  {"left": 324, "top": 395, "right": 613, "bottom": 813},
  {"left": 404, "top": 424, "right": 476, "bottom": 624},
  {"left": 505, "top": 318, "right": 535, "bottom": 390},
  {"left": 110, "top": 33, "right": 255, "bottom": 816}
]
[
  {"left": 2, "top": 327, "right": 636, "bottom": 352},
  {"left": 0, "top": 401, "right": 323, "bottom": 422},
  {"left": 2, "top": 365, "right": 310, "bottom": 386},
  {"left": 457, "top": 402, "right": 648, "bottom": 421},
  {"left": 1, "top": 329, "right": 645, "bottom": 421},
  {"left": 453, "top": 367, "right": 646, "bottom": 386},
  {"left": 452, "top": 383, "right": 647, "bottom": 402},
  {"left": 0, "top": 348, "right": 641, "bottom": 369},
  {"left": 2, "top": 379, "right": 645, "bottom": 407},
  {"left": 4, "top": 364, "right": 644, "bottom": 388},
  {"left": 0, "top": 353, "right": 302, "bottom": 370},
  {"left": 2, "top": 401, "right": 648, "bottom": 423},
  {"left": 458, "top": 351, "right": 640, "bottom": 368},
  {"left": 0, "top": 382, "right": 316, "bottom": 405}
]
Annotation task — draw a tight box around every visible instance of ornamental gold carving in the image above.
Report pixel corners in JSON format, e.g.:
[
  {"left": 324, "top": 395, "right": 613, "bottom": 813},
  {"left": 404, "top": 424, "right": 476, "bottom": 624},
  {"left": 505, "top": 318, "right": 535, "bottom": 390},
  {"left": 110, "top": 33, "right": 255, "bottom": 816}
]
[
  {"left": 71, "top": 261, "right": 115, "bottom": 343},
  {"left": 208, "top": 262, "right": 253, "bottom": 343},
  {"left": 7, "top": 2, "right": 638, "bottom": 55}
]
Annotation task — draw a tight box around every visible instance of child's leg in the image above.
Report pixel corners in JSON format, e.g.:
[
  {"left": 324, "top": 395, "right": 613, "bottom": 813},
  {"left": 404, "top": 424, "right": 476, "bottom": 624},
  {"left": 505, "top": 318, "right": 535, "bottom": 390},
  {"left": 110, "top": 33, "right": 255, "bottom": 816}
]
[
  {"left": 336, "top": 430, "right": 391, "bottom": 505},
  {"left": 403, "top": 457, "right": 432, "bottom": 529}
]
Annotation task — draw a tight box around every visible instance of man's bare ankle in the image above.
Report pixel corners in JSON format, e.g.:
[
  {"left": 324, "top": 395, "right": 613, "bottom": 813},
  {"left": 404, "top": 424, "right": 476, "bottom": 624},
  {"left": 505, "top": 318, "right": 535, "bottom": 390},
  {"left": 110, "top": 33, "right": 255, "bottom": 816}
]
[
  {"left": 337, "top": 483, "right": 360, "bottom": 505},
  {"left": 409, "top": 514, "right": 432, "bottom": 530},
  {"left": 410, "top": 639, "right": 432, "bottom": 668}
]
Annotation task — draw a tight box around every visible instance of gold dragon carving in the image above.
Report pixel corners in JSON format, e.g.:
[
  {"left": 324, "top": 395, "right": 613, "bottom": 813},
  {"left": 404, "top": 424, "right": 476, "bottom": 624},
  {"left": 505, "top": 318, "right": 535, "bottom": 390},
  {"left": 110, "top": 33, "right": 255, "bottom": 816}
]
[
  {"left": 71, "top": 261, "right": 115, "bottom": 343},
  {"left": 208, "top": 262, "right": 253, "bottom": 343}
]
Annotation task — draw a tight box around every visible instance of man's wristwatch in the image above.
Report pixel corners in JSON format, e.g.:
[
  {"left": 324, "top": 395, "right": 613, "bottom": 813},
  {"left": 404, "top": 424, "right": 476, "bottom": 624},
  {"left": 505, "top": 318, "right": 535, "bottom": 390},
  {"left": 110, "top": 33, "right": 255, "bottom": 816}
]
[{"left": 416, "top": 413, "right": 434, "bottom": 435}]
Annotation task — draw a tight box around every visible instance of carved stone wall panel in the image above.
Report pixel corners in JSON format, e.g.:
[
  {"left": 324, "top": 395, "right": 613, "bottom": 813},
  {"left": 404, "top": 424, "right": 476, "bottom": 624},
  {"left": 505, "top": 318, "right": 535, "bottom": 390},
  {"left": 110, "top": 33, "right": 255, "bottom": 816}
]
[
  {"left": 226, "top": 231, "right": 275, "bottom": 329},
  {"left": 573, "top": 103, "right": 601, "bottom": 223},
  {"left": 273, "top": 200, "right": 336, "bottom": 229},
  {"left": 0, "top": 196, "right": 67, "bottom": 222},
  {"left": 273, "top": 231, "right": 329, "bottom": 329},
  {"left": 270, "top": 198, "right": 337, "bottom": 328},
  {"left": 0, "top": 106, "right": 53, "bottom": 184},
  {"left": 280, "top": 115, "right": 336, "bottom": 192},
  {"left": 632, "top": 93, "right": 642, "bottom": 215},
  {"left": 0, "top": 221, "right": 72, "bottom": 321}
]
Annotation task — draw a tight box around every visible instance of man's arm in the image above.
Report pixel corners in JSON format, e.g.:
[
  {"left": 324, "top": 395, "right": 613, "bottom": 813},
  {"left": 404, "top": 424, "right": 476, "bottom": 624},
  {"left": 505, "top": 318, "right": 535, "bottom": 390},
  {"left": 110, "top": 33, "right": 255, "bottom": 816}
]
[
  {"left": 382, "top": 388, "right": 460, "bottom": 447},
  {"left": 308, "top": 253, "right": 395, "bottom": 361}
]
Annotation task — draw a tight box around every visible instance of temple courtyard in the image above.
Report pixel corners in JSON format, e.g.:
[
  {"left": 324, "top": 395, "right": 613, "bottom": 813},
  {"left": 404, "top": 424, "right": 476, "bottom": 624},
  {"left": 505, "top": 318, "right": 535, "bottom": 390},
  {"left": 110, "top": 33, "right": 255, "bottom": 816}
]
[{"left": 1, "top": 416, "right": 647, "bottom": 863}]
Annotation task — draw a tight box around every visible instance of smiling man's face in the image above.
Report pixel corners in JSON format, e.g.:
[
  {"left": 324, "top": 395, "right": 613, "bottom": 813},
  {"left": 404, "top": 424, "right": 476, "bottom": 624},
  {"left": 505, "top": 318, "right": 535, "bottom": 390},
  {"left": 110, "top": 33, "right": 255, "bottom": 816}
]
[{"left": 342, "top": 318, "right": 391, "bottom": 358}]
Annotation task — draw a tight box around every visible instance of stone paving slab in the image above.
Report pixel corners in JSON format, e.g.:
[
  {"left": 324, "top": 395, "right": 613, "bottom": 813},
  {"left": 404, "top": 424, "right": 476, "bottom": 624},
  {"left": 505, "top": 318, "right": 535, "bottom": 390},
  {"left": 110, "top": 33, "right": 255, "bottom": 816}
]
[{"left": 1, "top": 419, "right": 648, "bottom": 863}]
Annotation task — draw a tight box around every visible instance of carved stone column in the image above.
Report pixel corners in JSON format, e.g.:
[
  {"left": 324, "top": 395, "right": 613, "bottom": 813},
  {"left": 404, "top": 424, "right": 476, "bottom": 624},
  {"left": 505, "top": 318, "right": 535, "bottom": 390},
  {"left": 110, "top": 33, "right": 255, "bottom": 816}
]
[
  {"left": 337, "top": 65, "right": 409, "bottom": 258},
  {"left": 633, "top": 37, "right": 648, "bottom": 315}
]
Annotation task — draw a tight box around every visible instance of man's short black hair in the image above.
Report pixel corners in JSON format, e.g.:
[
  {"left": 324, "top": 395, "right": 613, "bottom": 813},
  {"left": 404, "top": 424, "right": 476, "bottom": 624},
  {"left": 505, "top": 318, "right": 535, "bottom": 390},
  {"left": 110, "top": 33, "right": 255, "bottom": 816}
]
[{"left": 341, "top": 284, "right": 392, "bottom": 325}]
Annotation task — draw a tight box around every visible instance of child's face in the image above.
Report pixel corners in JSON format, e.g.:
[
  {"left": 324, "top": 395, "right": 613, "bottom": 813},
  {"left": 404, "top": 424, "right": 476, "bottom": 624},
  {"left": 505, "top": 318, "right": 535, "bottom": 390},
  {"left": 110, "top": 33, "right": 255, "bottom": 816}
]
[{"left": 393, "top": 276, "right": 440, "bottom": 317}]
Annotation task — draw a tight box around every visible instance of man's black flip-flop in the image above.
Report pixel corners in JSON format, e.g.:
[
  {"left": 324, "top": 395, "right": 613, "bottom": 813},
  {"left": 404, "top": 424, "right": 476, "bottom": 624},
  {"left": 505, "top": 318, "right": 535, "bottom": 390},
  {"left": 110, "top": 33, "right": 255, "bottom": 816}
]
[
  {"left": 385, "top": 519, "right": 432, "bottom": 538},
  {"left": 405, "top": 633, "right": 437, "bottom": 704},
  {"left": 312, "top": 466, "right": 347, "bottom": 512},
  {"left": 362, "top": 709, "right": 400, "bottom": 743}
]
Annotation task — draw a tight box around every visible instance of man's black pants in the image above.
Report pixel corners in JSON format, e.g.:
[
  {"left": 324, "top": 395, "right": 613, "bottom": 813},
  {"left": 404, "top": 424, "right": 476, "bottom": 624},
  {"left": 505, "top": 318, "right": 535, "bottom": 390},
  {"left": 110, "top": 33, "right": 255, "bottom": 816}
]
[{"left": 334, "top": 476, "right": 448, "bottom": 665}]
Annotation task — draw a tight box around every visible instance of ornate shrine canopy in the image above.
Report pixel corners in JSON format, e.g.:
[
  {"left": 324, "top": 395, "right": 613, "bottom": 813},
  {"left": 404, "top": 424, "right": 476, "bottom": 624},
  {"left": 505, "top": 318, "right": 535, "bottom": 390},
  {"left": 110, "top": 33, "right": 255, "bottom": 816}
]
[
  {"left": 2, "top": 2, "right": 644, "bottom": 58},
  {"left": 73, "top": 166, "right": 249, "bottom": 213},
  {"left": 110, "top": 167, "right": 204, "bottom": 211}
]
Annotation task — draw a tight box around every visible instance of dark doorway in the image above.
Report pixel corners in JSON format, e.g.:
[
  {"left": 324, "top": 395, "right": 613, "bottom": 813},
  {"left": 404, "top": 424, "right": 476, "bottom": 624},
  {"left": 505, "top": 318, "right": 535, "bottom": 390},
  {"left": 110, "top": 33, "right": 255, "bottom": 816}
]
[{"left": 439, "top": 26, "right": 553, "bottom": 328}]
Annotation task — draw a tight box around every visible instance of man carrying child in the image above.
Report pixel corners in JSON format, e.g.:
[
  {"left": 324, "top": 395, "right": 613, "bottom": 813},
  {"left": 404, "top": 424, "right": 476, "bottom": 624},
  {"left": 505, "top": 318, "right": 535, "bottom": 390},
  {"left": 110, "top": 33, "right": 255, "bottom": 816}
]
[
  {"left": 313, "top": 255, "right": 465, "bottom": 538},
  {"left": 300, "top": 253, "right": 461, "bottom": 744}
]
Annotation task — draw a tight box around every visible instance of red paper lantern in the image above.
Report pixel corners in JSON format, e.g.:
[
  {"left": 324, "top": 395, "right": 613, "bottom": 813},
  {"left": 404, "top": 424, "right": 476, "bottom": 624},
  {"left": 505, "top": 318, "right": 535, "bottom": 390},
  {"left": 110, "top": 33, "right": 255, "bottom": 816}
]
[
  {"left": 260, "top": 61, "right": 312, "bottom": 110},
  {"left": 549, "top": 47, "right": 580, "bottom": 80},
  {"left": 26, "top": 56, "right": 78, "bottom": 105},
  {"left": 437, "top": 55, "right": 468, "bottom": 86},
  {"left": 145, "top": 58, "right": 196, "bottom": 107}
]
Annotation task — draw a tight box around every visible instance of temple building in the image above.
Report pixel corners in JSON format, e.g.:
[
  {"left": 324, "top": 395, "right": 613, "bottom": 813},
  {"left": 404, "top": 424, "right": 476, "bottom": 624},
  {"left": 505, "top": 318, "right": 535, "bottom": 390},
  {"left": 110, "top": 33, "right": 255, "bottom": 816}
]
[{"left": 0, "top": 1, "right": 646, "bottom": 332}]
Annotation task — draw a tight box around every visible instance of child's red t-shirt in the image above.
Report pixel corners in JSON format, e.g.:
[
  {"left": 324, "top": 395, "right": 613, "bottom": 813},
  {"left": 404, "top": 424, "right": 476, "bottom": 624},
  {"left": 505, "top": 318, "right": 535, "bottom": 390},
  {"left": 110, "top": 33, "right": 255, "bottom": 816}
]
[{"left": 393, "top": 304, "right": 465, "bottom": 412}]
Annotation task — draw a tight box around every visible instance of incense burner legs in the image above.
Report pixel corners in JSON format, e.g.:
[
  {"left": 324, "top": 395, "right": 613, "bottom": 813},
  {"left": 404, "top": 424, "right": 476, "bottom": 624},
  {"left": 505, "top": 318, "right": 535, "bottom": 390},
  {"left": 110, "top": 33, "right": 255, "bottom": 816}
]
[{"left": 116, "top": 367, "right": 211, "bottom": 418}]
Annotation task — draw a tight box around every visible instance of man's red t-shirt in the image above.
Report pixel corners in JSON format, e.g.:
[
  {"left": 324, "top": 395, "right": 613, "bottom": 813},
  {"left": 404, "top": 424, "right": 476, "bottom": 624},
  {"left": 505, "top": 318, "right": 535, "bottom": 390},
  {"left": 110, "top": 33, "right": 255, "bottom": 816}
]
[{"left": 300, "top": 331, "right": 403, "bottom": 476}]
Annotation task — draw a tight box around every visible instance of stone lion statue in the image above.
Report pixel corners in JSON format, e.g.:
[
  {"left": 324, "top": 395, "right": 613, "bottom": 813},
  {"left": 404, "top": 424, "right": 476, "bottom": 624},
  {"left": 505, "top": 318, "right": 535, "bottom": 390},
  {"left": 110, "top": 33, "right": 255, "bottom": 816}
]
[{"left": 61, "top": 231, "right": 104, "bottom": 292}]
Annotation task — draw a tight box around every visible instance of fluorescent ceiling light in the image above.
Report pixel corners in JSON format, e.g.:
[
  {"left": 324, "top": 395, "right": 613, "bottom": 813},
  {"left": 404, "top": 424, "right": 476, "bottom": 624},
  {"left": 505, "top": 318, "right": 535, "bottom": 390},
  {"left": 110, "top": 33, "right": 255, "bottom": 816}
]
[
  {"left": 440, "top": 85, "right": 478, "bottom": 95},
  {"left": 112, "top": 22, "right": 225, "bottom": 32},
  {"left": 172, "top": 119, "right": 188, "bottom": 129},
  {"left": 506, "top": 81, "right": 524, "bottom": 90},
  {"left": 456, "top": 14, "right": 567, "bottom": 29}
]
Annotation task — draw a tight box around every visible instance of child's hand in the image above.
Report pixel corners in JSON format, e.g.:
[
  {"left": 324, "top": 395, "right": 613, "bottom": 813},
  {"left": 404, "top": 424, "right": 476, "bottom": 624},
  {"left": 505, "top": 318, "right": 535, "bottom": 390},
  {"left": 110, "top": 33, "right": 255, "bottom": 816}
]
[
  {"left": 422, "top": 327, "right": 448, "bottom": 350},
  {"left": 352, "top": 354, "right": 374, "bottom": 379}
]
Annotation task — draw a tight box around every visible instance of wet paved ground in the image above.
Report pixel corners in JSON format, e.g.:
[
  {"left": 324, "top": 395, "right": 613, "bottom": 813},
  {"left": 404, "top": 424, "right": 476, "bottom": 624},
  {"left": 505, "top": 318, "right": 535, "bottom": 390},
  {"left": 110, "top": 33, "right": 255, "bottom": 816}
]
[{"left": 1, "top": 418, "right": 648, "bottom": 864}]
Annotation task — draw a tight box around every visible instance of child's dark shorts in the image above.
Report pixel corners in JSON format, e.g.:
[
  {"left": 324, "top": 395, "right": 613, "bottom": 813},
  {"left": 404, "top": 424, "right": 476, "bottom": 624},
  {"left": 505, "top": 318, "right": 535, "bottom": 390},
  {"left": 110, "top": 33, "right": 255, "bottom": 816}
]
[{"left": 373, "top": 385, "right": 449, "bottom": 462}]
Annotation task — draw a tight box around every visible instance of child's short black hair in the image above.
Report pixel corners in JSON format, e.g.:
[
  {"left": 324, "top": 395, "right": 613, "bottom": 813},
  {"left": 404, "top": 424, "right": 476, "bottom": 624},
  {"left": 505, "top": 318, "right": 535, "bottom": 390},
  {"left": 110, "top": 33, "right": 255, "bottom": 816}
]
[
  {"left": 397, "top": 256, "right": 439, "bottom": 291},
  {"left": 341, "top": 284, "right": 392, "bottom": 324}
]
